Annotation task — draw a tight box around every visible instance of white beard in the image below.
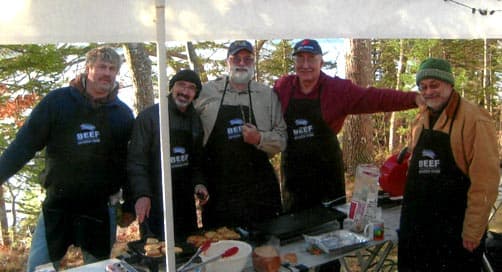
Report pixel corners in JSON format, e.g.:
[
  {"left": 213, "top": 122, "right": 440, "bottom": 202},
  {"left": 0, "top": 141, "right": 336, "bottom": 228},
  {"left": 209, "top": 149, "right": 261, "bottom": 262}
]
[{"left": 229, "top": 66, "right": 254, "bottom": 84}]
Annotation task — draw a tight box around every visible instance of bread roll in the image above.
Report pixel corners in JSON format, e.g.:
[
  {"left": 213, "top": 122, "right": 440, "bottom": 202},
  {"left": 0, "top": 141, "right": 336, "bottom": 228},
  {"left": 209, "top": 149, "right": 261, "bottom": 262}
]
[
  {"left": 144, "top": 244, "right": 160, "bottom": 251},
  {"left": 145, "top": 249, "right": 162, "bottom": 257},
  {"left": 146, "top": 237, "right": 159, "bottom": 244}
]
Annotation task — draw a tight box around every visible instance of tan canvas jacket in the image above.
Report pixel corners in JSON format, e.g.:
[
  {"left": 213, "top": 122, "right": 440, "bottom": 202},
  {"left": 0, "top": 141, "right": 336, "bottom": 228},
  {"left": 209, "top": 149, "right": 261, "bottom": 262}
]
[{"left": 409, "top": 91, "right": 500, "bottom": 242}]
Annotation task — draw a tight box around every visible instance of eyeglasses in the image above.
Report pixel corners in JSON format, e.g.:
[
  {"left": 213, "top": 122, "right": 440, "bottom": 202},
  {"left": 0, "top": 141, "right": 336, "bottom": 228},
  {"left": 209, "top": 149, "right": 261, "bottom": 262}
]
[
  {"left": 418, "top": 81, "right": 442, "bottom": 92},
  {"left": 294, "top": 55, "right": 320, "bottom": 65},
  {"left": 174, "top": 81, "right": 197, "bottom": 92},
  {"left": 229, "top": 56, "right": 254, "bottom": 65}
]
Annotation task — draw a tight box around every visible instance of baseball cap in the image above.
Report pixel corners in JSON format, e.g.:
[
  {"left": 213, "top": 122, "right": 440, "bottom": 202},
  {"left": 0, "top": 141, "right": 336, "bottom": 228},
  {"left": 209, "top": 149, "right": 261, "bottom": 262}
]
[
  {"left": 293, "top": 39, "right": 322, "bottom": 56},
  {"left": 227, "top": 40, "right": 254, "bottom": 57}
]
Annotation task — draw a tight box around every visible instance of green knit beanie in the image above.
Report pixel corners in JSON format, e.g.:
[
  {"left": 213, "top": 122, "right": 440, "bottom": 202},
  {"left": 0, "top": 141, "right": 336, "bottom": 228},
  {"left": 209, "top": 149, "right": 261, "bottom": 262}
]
[{"left": 416, "top": 58, "right": 455, "bottom": 86}]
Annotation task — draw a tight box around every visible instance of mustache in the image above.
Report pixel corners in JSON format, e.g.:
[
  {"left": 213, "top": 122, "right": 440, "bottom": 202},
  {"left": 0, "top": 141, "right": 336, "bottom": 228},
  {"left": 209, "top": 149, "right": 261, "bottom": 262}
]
[
  {"left": 99, "top": 76, "right": 113, "bottom": 83},
  {"left": 232, "top": 67, "right": 249, "bottom": 73},
  {"left": 176, "top": 93, "right": 190, "bottom": 100}
]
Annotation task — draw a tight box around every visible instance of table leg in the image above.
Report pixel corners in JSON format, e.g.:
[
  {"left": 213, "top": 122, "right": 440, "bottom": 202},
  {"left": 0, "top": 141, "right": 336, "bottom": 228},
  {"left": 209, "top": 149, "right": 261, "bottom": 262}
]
[
  {"left": 357, "top": 243, "right": 385, "bottom": 272},
  {"left": 340, "top": 257, "right": 351, "bottom": 272},
  {"left": 373, "top": 241, "right": 395, "bottom": 271}
]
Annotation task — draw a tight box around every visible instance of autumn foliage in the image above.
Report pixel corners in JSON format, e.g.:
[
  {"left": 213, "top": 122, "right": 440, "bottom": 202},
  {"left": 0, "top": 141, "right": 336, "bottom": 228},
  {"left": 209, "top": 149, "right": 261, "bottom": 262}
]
[{"left": 0, "top": 84, "right": 38, "bottom": 127}]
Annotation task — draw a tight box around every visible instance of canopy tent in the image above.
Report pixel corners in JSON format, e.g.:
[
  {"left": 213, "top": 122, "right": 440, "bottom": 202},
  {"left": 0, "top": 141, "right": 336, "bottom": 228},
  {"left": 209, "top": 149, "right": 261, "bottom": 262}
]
[
  {"left": 1, "top": 0, "right": 501, "bottom": 271},
  {"left": 1, "top": 0, "right": 502, "bottom": 43}
]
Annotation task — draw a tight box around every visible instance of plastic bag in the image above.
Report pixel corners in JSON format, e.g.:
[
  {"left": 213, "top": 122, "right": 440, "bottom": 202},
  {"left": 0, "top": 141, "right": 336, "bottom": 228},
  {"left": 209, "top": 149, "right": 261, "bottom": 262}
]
[{"left": 349, "top": 164, "right": 380, "bottom": 232}]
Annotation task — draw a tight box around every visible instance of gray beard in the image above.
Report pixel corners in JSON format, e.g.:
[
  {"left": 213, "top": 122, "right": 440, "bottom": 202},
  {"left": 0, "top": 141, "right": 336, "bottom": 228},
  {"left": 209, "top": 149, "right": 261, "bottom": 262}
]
[
  {"left": 229, "top": 68, "right": 254, "bottom": 84},
  {"left": 174, "top": 98, "right": 190, "bottom": 110}
]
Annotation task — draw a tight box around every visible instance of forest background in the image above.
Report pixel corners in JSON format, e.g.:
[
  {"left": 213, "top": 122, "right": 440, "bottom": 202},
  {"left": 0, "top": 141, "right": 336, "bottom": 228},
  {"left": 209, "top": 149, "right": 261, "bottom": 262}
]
[{"left": 0, "top": 39, "right": 501, "bottom": 271}]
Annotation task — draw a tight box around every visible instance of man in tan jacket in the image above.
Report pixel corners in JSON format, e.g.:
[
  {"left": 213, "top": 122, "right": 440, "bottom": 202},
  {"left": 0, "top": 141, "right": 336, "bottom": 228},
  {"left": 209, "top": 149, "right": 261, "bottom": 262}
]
[{"left": 398, "top": 58, "right": 500, "bottom": 271}]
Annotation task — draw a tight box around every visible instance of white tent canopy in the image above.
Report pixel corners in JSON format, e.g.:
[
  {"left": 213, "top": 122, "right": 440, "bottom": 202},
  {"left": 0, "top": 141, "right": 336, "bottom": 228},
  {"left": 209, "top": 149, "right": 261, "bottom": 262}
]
[
  {"left": 1, "top": 0, "right": 501, "bottom": 271},
  {"left": 1, "top": 0, "right": 502, "bottom": 44}
]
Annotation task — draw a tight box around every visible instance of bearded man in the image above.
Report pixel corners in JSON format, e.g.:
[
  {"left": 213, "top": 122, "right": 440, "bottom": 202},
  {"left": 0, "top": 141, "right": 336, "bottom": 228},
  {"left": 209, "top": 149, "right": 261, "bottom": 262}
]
[
  {"left": 194, "top": 40, "right": 286, "bottom": 228},
  {"left": 125, "top": 70, "right": 209, "bottom": 243},
  {"left": 0, "top": 47, "right": 134, "bottom": 271}
]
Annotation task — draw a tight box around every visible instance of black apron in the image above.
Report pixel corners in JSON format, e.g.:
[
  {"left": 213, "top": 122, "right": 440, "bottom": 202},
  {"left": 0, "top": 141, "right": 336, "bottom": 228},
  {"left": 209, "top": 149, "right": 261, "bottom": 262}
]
[
  {"left": 144, "top": 126, "right": 197, "bottom": 242},
  {"left": 398, "top": 122, "right": 484, "bottom": 271},
  {"left": 203, "top": 79, "right": 281, "bottom": 229},
  {"left": 283, "top": 87, "right": 345, "bottom": 212},
  {"left": 43, "top": 106, "right": 113, "bottom": 261}
]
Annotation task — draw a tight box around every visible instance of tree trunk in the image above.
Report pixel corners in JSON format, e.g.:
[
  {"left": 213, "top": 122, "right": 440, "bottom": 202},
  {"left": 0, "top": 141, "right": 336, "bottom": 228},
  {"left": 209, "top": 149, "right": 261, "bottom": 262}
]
[
  {"left": 123, "top": 43, "right": 155, "bottom": 113},
  {"left": 0, "top": 186, "right": 11, "bottom": 246},
  {"left": 342, "top": 39, "right": 374, "bottom": 176},
  {"left": 388, "top": 39, "right": 405, "bottom": 152},
  {"left": 255, "top": 40, "right": 267, "bottom": 81},
  {"left": 186, "top": 41, "right": 205, "bottom": 78},
  {"left": 7, "top": 186, "right": 17, "bottom": 243}
]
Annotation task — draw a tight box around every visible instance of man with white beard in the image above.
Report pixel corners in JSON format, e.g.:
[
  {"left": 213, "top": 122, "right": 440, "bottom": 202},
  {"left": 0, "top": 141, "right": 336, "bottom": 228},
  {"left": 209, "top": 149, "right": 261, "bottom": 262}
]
[{"left": 194, "top": 40, "right": 286, "bottom": 229}]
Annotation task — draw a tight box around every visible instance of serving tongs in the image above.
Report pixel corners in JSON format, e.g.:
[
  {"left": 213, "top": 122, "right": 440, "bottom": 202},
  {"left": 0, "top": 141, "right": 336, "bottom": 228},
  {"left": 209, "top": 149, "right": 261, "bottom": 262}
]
[
  {"left": 322, "top": 195, "right": 347, "bottom": 208},
  {"left": 176, "top": 240, "right": 211, "bottom": 272},
  {"left": 178, "top": 246, "right": 239, "bottom": 272}
]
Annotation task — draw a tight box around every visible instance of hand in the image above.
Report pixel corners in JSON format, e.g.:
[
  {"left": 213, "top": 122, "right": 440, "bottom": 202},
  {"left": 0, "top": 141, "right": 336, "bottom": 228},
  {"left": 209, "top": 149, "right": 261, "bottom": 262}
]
[
  {"left": 135, "top": 197, "right": 151, "bottom": 224},
  {"left": 118, "top": 212, "right": 136, "bottom": 228},
  {"left": 242, "top": 123, "right": 261, "bottom": 145},
  {"left": 463, "top": 239, "right": 479, "bottom": 252},
  {"left": 194, "top": 184, "right": 209, "bottom": 206},
  {"left": 415, "top": 93, "right": 425, "bottom": 107}
]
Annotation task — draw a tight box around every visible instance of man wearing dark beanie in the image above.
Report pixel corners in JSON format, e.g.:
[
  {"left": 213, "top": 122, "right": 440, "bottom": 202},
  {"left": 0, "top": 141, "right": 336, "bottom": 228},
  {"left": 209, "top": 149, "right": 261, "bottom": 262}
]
[
  {"left": 124, "top": 69, "right": 209, "bottom": 242},
  {"left": 398, "top": 58, "right": 499, "bottom": 271}
]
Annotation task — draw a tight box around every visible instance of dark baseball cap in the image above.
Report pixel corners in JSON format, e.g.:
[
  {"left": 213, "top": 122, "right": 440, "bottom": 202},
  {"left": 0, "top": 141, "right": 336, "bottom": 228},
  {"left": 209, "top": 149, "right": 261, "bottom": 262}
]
[
  {"left": 227, "top": 40, "right": 254, "bottom": 56},
  {"left": 293, "top": 39, "right": 322, "bottom": 56}
]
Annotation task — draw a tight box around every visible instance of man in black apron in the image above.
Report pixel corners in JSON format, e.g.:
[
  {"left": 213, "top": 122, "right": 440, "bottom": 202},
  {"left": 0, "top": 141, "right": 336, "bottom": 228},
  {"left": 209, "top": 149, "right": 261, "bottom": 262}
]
[
  {"left": 399, "top": 58, "right": 500, "bottom": 271},
  {"left": 125, "top": 70, "right": 209, "bottom": 243},
  {"left": 0, "top": 47, "right": 134, "bottom": 271},
  {"left": 275, "top": 39, "right": 424, "bottom": 272},
  {"left": 275, "top": 39, "right": 422, "bottom": 212},
  {"left": 194, "top": 40, "right": 286, "bottom": 229}
]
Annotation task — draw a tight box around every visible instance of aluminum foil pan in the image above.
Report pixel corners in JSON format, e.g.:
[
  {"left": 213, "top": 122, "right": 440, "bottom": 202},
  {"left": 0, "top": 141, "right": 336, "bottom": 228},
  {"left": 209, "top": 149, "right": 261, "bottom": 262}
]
[{"left": 303, "top": 229, "right": 370, "bottom": 254}]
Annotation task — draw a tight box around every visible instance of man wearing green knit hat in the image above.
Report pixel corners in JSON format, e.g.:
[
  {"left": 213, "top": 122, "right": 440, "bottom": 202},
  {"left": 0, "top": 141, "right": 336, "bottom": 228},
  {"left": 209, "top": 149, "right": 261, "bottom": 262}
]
[
  {"left": 398, "top": 58, "right": 500, "bottom": 271},
  {"left": 415, "top": 57, "right": 455, "bottom": 86}
]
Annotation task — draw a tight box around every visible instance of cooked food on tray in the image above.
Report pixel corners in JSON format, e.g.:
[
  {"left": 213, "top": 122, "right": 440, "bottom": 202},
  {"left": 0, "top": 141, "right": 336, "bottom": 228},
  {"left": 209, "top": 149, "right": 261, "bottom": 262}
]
[
  {"left": 186, "top": 226, "right": 241, "bottom": 247},
  {"left": 141, "top": 237, "right": 182, "bottom": 257}
]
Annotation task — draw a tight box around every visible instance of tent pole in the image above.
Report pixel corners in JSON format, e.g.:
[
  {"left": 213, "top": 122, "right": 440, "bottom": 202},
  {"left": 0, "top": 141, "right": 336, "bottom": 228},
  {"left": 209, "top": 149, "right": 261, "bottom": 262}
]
[{"left": 156, "top": 0, "right": 176, "bottom": 271}]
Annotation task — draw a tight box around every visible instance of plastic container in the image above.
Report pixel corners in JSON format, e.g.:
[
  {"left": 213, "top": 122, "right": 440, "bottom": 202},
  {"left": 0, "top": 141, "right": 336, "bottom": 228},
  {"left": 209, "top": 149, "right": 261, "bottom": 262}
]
[
  {"left": 200, "top": 240, "right": 252, "bottom": 272},
  {"left": 379, "top": 150, "right": 410, "bottom": 197}
]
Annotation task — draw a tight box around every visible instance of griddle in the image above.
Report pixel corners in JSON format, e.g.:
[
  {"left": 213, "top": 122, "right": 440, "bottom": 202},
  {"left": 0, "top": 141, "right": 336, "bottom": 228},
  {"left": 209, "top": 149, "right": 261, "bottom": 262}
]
[
  {"left": 126, "top": 239, "right": 196, "bottom": 272},
  {"left": 251, "top": 206, "right": 347, "bottom": 245}
]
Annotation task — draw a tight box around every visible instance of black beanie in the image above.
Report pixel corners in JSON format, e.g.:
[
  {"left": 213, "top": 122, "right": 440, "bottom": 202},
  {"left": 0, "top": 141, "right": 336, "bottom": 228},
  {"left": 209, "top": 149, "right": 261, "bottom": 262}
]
[{"left": 169, "top": 69, "right": 202, "bottom": 98}]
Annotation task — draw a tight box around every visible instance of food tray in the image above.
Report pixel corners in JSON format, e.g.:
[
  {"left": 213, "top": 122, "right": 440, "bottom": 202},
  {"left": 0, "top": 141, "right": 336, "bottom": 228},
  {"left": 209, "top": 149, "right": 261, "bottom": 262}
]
[{"left": 303, "top": 229, "right": 370, "bottom": 254}]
